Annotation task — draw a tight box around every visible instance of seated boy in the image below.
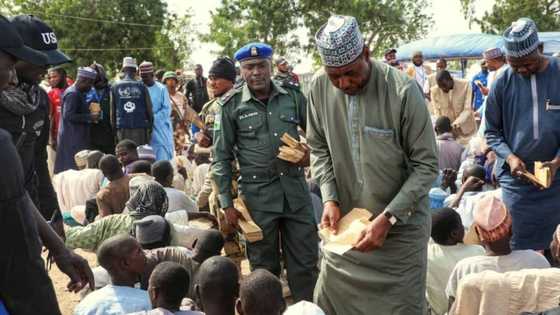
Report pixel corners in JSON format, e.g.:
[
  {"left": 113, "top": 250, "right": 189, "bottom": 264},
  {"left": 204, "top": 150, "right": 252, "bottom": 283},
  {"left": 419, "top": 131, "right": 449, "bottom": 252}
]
[
  {"left": 195, "top": 256, "right": 239, "bottom": 315},
  {"left": 74, "top": 234, "right": 151, "bottom": 314},
  {"left": 445, "top": 195, "right": 550, "bottom": 309},
  {"left": 444, "top": 164, "right": 488, "bottom": 228},
  {"left": 152, "top": 160, "right": 197, "bottom": 213},
  {"left": 129, "top": 262, "right": 203, "bottom": 315},
  {"left": 427, "top": 208, "right": 484, "bottom": 315},
  {"left": 236, "top": 269, "right": 286, "bottom": 315},
  {"left": 97, "top": 155, "right": 130, "bottom": 217},
  {"left": 90, "top": 218, "right": 224, "bottom": 298},
  {"left": 434, "top": 116, "right": 464, "bottom": 171}
]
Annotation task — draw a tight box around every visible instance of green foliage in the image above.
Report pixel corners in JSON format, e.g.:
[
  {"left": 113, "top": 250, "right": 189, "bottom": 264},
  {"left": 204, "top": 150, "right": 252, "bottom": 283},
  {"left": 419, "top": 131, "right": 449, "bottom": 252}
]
[
  {"left": 299, "top": 0, "right": 433, "bottom": 61},
  {"left": 460, "top": 0, "right": 560, "bottom": 34},
  {"left": 203, "top": 0, "right": 432, "bottom": 64},
  {"left": 0, "top": 0, "right": 18, "bottom": 15},
  {"left": 6, "top": 0, "right": 193, "bottom": 76},
  {"left": 202, "top": 0, "right": 301, "bottom": 57}
]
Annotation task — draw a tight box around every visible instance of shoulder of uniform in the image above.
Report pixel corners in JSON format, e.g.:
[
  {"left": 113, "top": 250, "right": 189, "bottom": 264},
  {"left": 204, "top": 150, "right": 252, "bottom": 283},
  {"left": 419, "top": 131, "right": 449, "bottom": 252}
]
[
  {"left": 200, "top": 98, "right": 217, "bottom": 112},
  {"left": 217, "top": 85, "right": 242, "bottom": 107},
  {"left": 275, "top": 78, "right": 301, "bottom": 92}
]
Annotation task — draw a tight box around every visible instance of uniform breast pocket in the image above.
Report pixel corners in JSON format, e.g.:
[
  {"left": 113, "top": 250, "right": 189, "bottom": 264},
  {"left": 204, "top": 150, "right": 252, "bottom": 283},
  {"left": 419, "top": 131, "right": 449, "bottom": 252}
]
[
  {"left": 279, "top": 110, "right": 300, "bottom": 136},
  {"left": 237, "top": 112, "right": 264, "bottom": 144}
]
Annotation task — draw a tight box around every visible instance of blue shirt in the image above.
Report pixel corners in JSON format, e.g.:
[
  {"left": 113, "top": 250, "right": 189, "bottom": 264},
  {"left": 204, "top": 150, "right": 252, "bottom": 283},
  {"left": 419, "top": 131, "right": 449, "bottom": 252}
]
[
  {"left": 485, "top": 57, "right": 560, "bottom": 166},
  {"left": 74, "top": 285, "right": 151, "bottom": 315},
  {"left": 146, "top": 82, "right": 174, "bottom": 160},
  {"left": 471, "top": 71, "right": 488, "bottom": 111}
]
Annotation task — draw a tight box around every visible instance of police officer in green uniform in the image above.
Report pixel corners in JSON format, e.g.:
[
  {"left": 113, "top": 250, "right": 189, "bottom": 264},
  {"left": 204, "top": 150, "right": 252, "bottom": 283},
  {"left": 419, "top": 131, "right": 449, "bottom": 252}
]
[
  {"left": 212, "top": 43, "right": 318, "bottom": 302},
  {"left": 273, "top": 56, "right": 299, "bottom": 87},
  {"left": 195, "top": 57, "right": 236, "bottom": 148},
  {"left": 195, "top": 57, "right": 236, "bottom": 214}
]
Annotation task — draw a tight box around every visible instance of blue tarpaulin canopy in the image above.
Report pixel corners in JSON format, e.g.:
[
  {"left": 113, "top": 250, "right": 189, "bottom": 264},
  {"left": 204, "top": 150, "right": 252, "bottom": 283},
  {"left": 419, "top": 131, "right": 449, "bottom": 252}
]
[
  {"left": 539, "top": 32, "right": 560, "bottom": 56},
  {"left": 396, "top": 32, "right": 560, "bottom": 61}
]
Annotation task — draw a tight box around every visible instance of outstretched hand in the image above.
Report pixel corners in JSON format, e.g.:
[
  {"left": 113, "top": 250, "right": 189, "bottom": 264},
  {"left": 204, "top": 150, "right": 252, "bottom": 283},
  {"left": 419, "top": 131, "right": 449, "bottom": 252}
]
[{"left": 53, "top": 249, "right": 94, "bottom": 293}]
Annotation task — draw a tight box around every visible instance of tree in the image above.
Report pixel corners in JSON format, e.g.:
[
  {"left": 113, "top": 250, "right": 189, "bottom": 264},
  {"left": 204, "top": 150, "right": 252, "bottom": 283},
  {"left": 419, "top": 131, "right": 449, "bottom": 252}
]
[
  {"left": 298, "top": 0, "right": 433, "bottom": 59},
  {"left": 202, "top": 0, "right": 301, "bottom": 57},
  {"left": 0, "top": 0, "right": 17, "bottom": 15},
  {"left": 460, "top": 0, "right": 560, "bottom": 34},
  {"left": 8, "top": 0, "right": 193, "bottom": 76},
  {"left": 154, "top": 12, "right": 196, "bottom": 71}
]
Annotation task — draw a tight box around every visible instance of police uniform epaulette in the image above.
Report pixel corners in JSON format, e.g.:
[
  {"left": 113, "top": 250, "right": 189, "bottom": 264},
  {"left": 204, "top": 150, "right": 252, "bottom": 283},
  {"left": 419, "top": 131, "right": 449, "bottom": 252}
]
[
  {"left": 217, "top": 85, "right": 242, "bottom": 107},
  {"left": 275, "top": 78, "right": 301, "bottom": 91}
]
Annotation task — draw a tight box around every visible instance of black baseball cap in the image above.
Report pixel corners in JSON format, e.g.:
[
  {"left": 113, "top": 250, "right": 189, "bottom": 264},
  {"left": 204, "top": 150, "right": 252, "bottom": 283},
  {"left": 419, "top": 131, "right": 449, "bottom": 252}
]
[
  {"left": 10, "top": 15, "right": 71, "bottom": 66},
  {"left": 1, "top": 15, "right": 47, "bottom": 65}
]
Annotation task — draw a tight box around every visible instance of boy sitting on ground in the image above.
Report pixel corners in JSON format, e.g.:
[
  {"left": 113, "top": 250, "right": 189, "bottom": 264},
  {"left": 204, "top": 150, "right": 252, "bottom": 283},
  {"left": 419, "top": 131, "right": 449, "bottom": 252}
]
[
  {"left": 74, "top": 234, "right": 151, "bottom": 315},
  {"left": 195, "top": 256, "right": 239, "bottom": 315},
  {"left": 152, "top": 160, "right": 217, "bottom": 226},
  {"left": 97, "top": 154, "right": 130, "bottom": 217},
  {"left": 129, "top": 262, "right": 203, "bottom": 315},
  {"left": 427, "top": 208, "right": 484, "bottom": 315},
  {"left": 152, "top": 160, "right": 197, "bottom": 213},
  {"left": 445, "top": 195, "right": 550, "bottom": 309},
  {"left": 90, "top": 216, "right": 224, "bottom": 299},
  {"left": 236, "top": 269, "right": 286, "bottom": 315},
  {"left": 444, "top": 164, "right": 488, "bottom": 228},
  {"left": 434, "top": 116, "right": 464, "bottom": 171}
]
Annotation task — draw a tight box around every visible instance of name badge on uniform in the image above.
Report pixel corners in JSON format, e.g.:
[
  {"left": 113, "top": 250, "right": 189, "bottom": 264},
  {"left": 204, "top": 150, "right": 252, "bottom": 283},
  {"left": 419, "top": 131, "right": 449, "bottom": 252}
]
[{"left": 239, "top": 112, "right": 258, "bottom": 120}]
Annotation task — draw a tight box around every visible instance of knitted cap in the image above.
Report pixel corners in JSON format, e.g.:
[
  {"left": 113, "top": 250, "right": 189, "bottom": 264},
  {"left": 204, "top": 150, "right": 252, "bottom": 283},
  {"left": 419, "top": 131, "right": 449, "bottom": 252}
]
[
  {"left": 503, "top": 18, "right": 540, "bottom": 58},
  {"left": 315, "top": 15, "right": 364, "bottom": 67}
]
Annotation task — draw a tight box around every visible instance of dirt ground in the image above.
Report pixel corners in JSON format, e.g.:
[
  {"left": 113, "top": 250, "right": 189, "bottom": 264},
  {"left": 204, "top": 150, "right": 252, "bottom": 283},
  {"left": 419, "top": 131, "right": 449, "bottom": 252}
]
[{"left": 47, "top": 249, "right": 97, "bottom": 315}]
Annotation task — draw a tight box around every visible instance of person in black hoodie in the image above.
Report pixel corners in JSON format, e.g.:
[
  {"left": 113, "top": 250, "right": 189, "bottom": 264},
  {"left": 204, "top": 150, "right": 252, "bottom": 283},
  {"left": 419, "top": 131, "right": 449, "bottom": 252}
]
[
  {"left": 1, "top": 15, "right": 70, "bottom": 226},
  {"left": 90, "top": 62, "right": 115, "bottom": 154},
  {"left": 0, "top": 15, "right": 94, "bottom": 315}
]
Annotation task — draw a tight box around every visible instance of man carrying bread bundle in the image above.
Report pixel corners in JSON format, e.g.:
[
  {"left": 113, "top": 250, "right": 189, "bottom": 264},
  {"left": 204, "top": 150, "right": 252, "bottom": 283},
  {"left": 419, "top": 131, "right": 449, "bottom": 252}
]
[{"left": 212, "top": 42, "right": 318, "bottom": 302}]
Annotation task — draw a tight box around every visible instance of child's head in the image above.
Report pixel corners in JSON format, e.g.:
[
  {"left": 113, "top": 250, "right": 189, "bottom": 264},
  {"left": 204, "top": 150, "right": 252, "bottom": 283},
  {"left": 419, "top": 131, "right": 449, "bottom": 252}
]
[
  {"left": 128, "top": 160, "right": 153, "bottom": 175},
  {"left": 191, "top": 229, "right": 225, "bottom": 264},
  {"left": 195, "top": 256, "right": 239, "bottom": 315},
  {"left": 134, "top": 215, "right": 171, "bottom": 250},
  {"left": 97, "top": 234, "right": 146, "bottom": 284},
  {"left": 434, "top": 116, "right": 452, "bottom": 135},
  {"left": 151, "top": 160, "right": 174, "bottom": 188},
  {"left": 99, "top": 154, "right": 124, "bottom": 181},
  {"left": 86, "top": 150, "right": 104, "bottom": 169},
  {"left": 470, "top": 195, "right": 512, "bottom": 254},
  {"left": 462, "top": 164, "right": 485, "bottom": 184},
  {"left": 148, "top": 262, "right": 189, "bottom": 311},
  {"left": 431, "top": 207, "right": 465, "bottom": 245},
  {"left": 237, "top": 269, "right": 286, "bottom": 315}
]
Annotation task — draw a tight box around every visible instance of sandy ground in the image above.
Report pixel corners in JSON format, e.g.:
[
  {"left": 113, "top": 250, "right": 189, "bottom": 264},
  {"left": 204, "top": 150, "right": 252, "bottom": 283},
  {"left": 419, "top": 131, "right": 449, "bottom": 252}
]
[{"left": 47, "top": 249, "right": 97, "bottom": 315}]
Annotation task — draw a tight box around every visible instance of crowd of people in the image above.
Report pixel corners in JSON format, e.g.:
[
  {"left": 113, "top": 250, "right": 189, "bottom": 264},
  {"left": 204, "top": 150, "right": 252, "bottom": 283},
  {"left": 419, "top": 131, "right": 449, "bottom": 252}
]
[{"left": 0, "top": 10, "right": 559, "bottom": 315}]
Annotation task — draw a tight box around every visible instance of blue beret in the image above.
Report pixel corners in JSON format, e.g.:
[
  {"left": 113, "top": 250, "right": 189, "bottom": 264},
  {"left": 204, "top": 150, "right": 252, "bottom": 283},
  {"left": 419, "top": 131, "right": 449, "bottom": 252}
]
[{"left": 234, "top": 42, "right": 273, "bottom": 62}]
